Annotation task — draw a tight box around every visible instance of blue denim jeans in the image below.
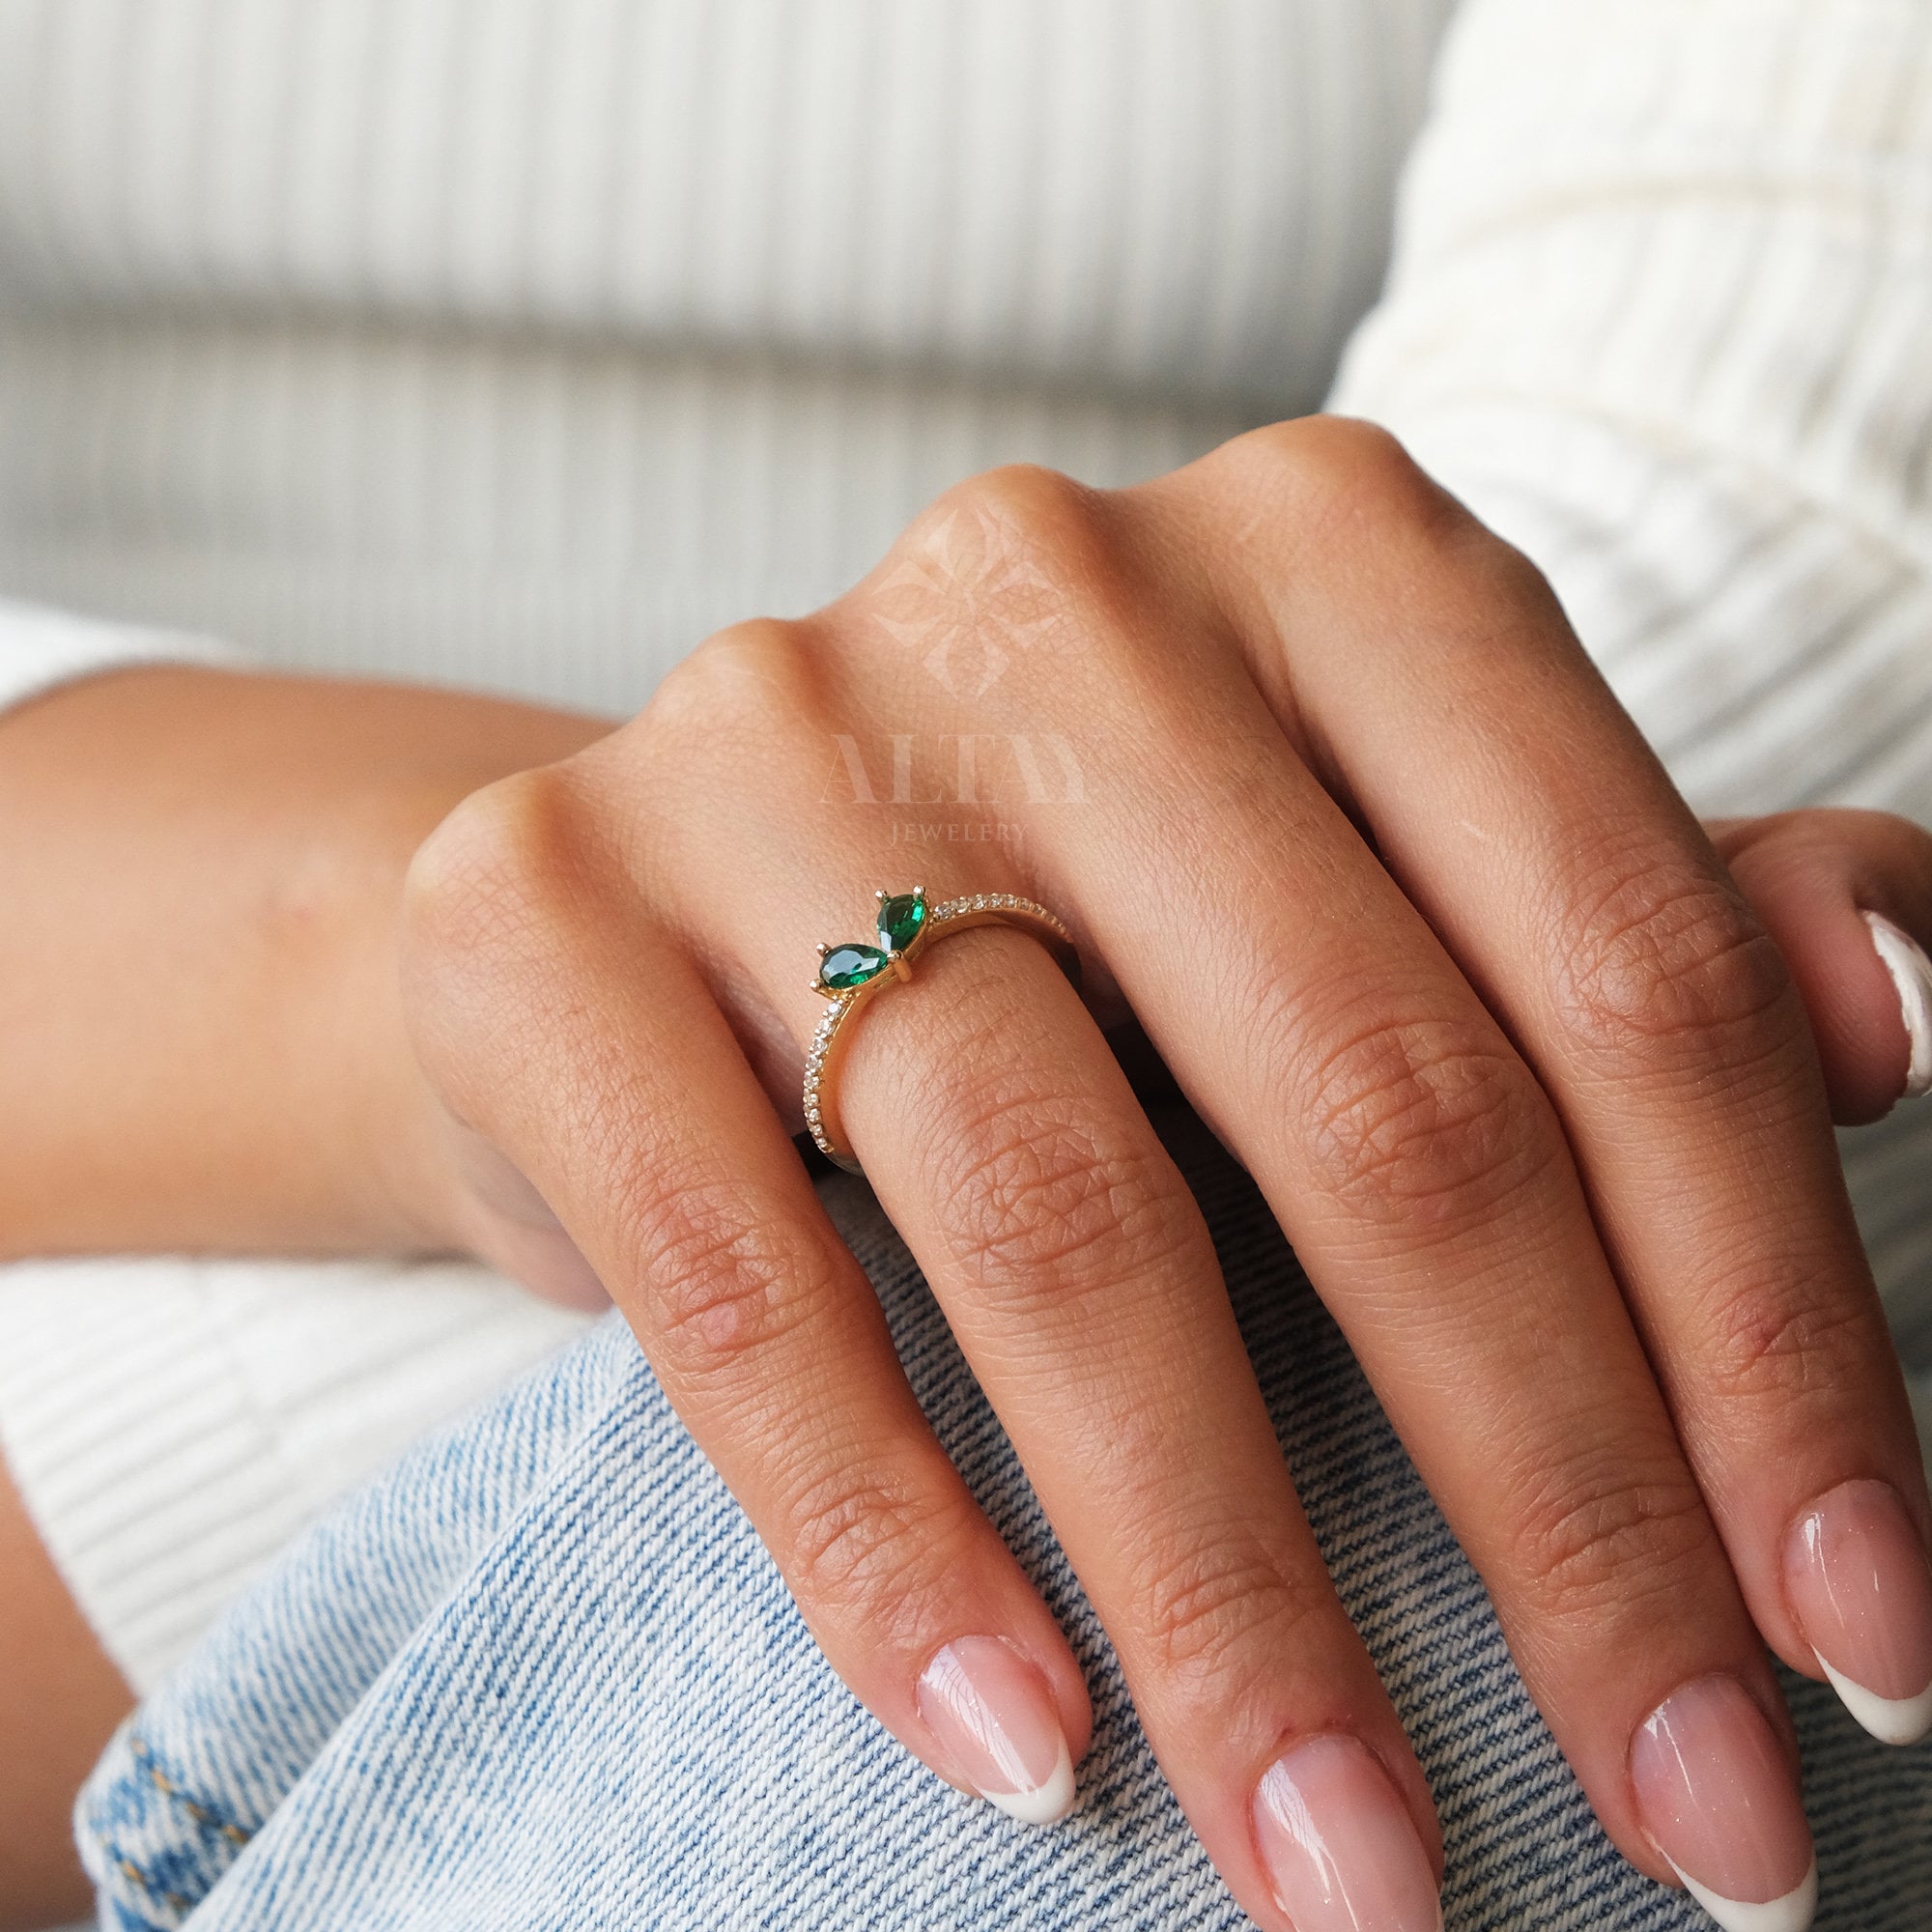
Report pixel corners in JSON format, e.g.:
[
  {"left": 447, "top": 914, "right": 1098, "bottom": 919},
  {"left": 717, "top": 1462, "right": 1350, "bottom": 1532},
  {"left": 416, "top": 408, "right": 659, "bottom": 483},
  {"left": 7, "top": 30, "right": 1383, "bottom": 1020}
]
[{"left": 77, "top": 1114, "right": 1932, "bottom": 1929}]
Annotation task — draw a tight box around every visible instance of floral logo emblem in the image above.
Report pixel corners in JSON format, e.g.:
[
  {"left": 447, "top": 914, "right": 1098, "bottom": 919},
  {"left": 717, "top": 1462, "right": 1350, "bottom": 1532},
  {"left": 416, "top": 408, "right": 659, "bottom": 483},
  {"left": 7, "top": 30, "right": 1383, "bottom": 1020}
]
[{"left": 867, "top": 502, "right": 1067, "bottom": 698}]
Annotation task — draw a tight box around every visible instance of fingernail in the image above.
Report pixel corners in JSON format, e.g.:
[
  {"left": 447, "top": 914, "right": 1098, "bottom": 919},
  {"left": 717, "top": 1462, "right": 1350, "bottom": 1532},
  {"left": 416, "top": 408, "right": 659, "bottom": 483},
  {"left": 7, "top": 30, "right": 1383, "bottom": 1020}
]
[
  {"left": 1252, "top": 1734, "right": 1442, "bottom": 1932},
  {"left": 916, "top": 1636, "right": 1075, "bottom": 1825},
  {"left": 1631, "top": 1676, "right": 1817, "bottom": 1932},
  {"left": 1785, "top": 1478, "right": 1932, "bottom": 1746},
  {"left": 1863, "top": 912, "right": 1932, "bottom": 1100}
]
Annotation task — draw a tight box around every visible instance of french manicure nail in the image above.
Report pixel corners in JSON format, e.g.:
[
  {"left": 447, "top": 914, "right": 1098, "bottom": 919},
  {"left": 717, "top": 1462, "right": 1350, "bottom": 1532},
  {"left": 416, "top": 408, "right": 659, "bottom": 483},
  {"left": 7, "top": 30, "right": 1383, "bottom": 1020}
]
[
  {"left": 1631, "top": 1676, "right": 1817, "bottom": 1932},
  {"left": 1785, "top": 1478, "right": 1932, "bottom": 1746},
  {"left": 916, "top": 1636, "right": 1075, "bottom": 1825},
  {"left": 1863, "top": 912, "right": 1932, "bottom": 1100},
  {"left": 1252, "top": 1734, "right": 1441, "bottom": 1932}
]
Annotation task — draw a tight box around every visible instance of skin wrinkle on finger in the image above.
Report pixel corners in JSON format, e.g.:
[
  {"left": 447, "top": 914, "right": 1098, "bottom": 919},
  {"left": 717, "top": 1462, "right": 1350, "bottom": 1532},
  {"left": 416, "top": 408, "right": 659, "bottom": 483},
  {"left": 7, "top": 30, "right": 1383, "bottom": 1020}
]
[
  {"left": 1284, "top": 1009, "right": 1560, "bottom": 1236},
  {"left": 1493, "top": 1439, "right": 1734, "bottom": 1644},
  {"left": 879, "top": 989, "right": 1202, "bottom": 1312},
  {"left": 1692, "top": 1286, "right": 1885, "bottom": 1422},
  {"left": 1532, "top": 851, "right": 1817, "bottom": 1121},
  {"left": 1151, "top": 424, "right": 1929, "bottom": 1739},
  {"left": 847, "top": 938, "right": 1242, "bottom": 1406},
  {"left": 839, "top": 949, "right": 1225, "bottom": 1421},
  {"left": 621, "top": 1172, "right": 848, "bottom": 1382},
  {"left": 1111, "top": 835, "right": 1579, "bottom": 1266},
  {"left": 767, "top": 1456, "right": 980, "bottom": 1644},
  {"left": 1123, "top": 1521, "right": 1333, "bottom": 1691}
]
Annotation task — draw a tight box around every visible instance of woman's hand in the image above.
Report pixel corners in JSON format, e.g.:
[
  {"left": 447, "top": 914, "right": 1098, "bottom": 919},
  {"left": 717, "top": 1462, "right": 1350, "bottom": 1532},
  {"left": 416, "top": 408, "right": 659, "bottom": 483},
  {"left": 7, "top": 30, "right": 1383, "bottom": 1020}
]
[{"left": 401, "top": 419, "right": 1932, "bottom": 1932}]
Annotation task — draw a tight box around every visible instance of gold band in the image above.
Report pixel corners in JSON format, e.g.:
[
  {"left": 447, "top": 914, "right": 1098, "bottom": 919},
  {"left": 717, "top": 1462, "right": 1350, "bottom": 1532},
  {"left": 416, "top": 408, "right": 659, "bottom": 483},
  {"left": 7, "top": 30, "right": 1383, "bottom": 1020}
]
[{"left": 803, "top": 888, "right": 1078, "bottom": 1175}]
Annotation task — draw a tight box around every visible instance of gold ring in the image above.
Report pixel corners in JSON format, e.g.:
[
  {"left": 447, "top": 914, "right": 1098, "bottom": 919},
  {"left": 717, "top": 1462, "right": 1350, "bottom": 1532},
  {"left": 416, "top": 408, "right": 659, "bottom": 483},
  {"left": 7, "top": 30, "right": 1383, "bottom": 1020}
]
[{"left": 803, "top": 886, "right": 1078, "bottom": 1174}]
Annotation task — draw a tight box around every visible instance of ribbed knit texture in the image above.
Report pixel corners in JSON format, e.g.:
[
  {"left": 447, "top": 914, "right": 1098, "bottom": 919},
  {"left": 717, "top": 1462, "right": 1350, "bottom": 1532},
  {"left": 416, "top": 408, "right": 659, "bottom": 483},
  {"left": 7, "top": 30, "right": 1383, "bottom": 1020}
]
[
  {"left": 1, "top": 0, "right": 1929, "bottom": 1688},
  {"left": 0, "top": 1257, "right": 586, "bottom": 1691},
  {"left": 1332, "top": 0, "right": 1932, "bottom": 828},
  {"left": 0, "top": 0, "right": 1450, "bottom": 714}
]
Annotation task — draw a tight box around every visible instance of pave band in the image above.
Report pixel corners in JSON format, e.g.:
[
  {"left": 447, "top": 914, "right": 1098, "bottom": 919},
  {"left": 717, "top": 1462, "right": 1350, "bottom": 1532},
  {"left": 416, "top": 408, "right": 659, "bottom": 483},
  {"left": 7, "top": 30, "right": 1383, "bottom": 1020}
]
[{"left": 804, "top": 887, "right": 1078, "bottom": 1175}]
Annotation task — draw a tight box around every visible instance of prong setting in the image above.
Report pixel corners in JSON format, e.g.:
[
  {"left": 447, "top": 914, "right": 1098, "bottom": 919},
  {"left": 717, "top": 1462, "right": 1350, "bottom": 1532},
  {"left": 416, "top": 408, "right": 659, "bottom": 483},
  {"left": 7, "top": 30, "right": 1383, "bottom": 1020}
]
[{"left": 804, "top": 889, "right": 1074, "bottom": 1173}]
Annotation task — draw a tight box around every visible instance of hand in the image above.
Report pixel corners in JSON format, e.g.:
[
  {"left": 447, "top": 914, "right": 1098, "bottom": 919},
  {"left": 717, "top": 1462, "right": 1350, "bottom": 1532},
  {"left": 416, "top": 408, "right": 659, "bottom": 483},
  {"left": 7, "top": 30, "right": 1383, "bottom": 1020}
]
[{"left": 400, "top": 419, "right": 1932, "bottom": 1931}]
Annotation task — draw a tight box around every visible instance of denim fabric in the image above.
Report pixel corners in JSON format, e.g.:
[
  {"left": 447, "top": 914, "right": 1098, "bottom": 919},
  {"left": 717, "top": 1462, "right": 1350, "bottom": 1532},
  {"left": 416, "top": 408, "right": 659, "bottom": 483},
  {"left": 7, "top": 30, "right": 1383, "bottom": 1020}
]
[{"left": 78, "top": 1114, "right": 1932, "bottom": 1930}]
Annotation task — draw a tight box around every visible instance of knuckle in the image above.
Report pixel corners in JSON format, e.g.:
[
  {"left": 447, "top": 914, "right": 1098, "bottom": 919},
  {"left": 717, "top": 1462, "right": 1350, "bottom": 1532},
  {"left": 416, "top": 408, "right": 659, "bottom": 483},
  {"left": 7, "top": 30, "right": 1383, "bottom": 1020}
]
[
  {"left": 927, "top": 1083, "right": 1202, "bottom": 1307},
  {"left": 1292, "top": 1008, "right": 1553, "bottom": 1231},
  {"left": 1232, "top": 412, "right": 1410, "bottom": 484},
  {"left": 860, "top": 464, "right": 1116, "bottom": 693},
  {"left": 626, "top": 1176, "right": 834, "bottom": 1381},
  {"left": 402, "top": 764, "right": 592, "bottom": 984},
  {"left": 1131, "top": 1531, "right": 1315, "bottom": 1687},
  {"left": 926, "top": 463, "right": 1102, "bottom": 573},
  {"left": 777, "top": 1461, "right": 962, "bottom": 1638},
  {"left": 1551, "top": 859, "right": 1799, "bottom": 1066},
  {"left": 644, "top": 617, "right": 817, "bottom": 746},
  {"left": 1696, "top": 1276, "right": 1877, "bottom": 1412},
  {"left": 1510, "top": 1452, "right": 1714, "bottom": 1625},
  {"left": 1203, "top": 417, "right": 1560, "bottom": 630},
  {"left": 1213, "top": 415, "right": 1463, "bottom": 541}
]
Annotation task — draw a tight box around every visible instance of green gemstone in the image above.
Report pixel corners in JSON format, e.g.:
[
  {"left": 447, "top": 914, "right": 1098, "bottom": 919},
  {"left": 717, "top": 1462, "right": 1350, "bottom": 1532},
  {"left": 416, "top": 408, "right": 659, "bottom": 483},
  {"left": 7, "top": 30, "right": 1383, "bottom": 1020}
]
[
  {"left": 877, "top": 892, "right": 926, "bottom": 953},
  {"left": 819, "top": 942, "right": 888, "bottom": 990}
]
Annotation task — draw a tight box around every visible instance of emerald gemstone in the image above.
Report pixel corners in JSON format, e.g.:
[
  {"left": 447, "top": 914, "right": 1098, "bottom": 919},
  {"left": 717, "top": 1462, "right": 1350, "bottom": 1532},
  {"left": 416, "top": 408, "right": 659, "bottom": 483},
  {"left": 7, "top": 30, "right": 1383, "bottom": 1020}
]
[
  {"left": 877, "top": 892, "right": 926, "bottom": 953},
  {"left": 819, "top": 943, "right": 888, "bottom": 990}
]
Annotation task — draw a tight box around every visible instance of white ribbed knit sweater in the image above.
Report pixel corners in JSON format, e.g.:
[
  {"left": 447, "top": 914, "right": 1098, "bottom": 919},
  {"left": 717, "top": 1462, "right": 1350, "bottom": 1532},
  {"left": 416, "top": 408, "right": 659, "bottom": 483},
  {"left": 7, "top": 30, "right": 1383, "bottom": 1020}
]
[{"left": 1, "top": 0, "right": 1928, "bottom": 1692}]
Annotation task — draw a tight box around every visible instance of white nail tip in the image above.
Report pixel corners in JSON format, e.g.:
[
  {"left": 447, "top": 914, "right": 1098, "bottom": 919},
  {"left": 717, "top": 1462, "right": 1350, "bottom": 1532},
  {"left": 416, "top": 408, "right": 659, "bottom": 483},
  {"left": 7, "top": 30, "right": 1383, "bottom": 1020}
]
[
  {"left": 1863, "top": 912, "right": 1932, "bottom": 1099},
  {"left": 1815, "top": 1650, "right": 1932, "bottom": 1747},
  {"left": 982, "top": 1734, "right": 1076, "bottom": 1826},
  {"left": 1666, "top": 1856, "right": 1817, "bottom": 1932}
]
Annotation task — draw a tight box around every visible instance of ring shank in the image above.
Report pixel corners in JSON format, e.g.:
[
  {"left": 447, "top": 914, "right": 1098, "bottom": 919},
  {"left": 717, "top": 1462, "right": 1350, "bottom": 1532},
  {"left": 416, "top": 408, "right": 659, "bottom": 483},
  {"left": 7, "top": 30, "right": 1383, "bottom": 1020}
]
[{"left": 803, "top": 894, "right": 1078, "bottom": 1174}]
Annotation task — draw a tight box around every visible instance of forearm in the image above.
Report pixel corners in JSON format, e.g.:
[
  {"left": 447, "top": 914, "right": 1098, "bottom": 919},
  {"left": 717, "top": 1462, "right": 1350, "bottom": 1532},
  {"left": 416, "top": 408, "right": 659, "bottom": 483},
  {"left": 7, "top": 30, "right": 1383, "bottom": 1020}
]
[{"left": 0, "top": 665, "right": 610, "bottom": 1259}]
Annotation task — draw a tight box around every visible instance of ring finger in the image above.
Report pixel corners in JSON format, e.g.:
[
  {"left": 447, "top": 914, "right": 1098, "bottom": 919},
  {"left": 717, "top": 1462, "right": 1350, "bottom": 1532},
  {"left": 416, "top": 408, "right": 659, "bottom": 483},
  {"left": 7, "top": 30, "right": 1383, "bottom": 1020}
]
[{"left": 641, "top": 702, "right": 1448, "bottom": 1932}]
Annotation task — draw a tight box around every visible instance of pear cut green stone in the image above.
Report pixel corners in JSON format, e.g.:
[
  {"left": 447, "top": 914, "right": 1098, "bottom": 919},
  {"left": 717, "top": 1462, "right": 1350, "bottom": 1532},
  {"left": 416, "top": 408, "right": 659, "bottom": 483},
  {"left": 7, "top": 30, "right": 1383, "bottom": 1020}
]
[
  {"left": 820, "top": 943, "right": 888, "bottom": 990},
  {"left": 877, "top": 893, "right": 927, "bottom": 953}
]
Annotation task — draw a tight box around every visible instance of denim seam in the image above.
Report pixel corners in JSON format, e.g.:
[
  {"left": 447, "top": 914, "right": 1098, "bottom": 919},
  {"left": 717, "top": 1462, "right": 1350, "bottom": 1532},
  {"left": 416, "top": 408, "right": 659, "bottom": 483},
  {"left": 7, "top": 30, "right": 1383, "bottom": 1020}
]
[
  {"left": 100, "top": 1849, "right": 195, "bottom": 1924},
  {"left": 128, "top": 1733, "right": 251, "bottom": 1848}
]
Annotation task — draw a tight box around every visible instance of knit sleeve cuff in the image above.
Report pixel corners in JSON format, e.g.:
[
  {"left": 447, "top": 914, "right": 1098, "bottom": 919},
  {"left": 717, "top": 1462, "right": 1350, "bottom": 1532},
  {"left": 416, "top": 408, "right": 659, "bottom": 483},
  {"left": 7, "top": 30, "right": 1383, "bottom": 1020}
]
[
  {"left": 0, "top": 596, "right": 242, "bottom": 718},
  {"left": 0, "top": 1255, "right": 589, "bottom": 1694}
]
